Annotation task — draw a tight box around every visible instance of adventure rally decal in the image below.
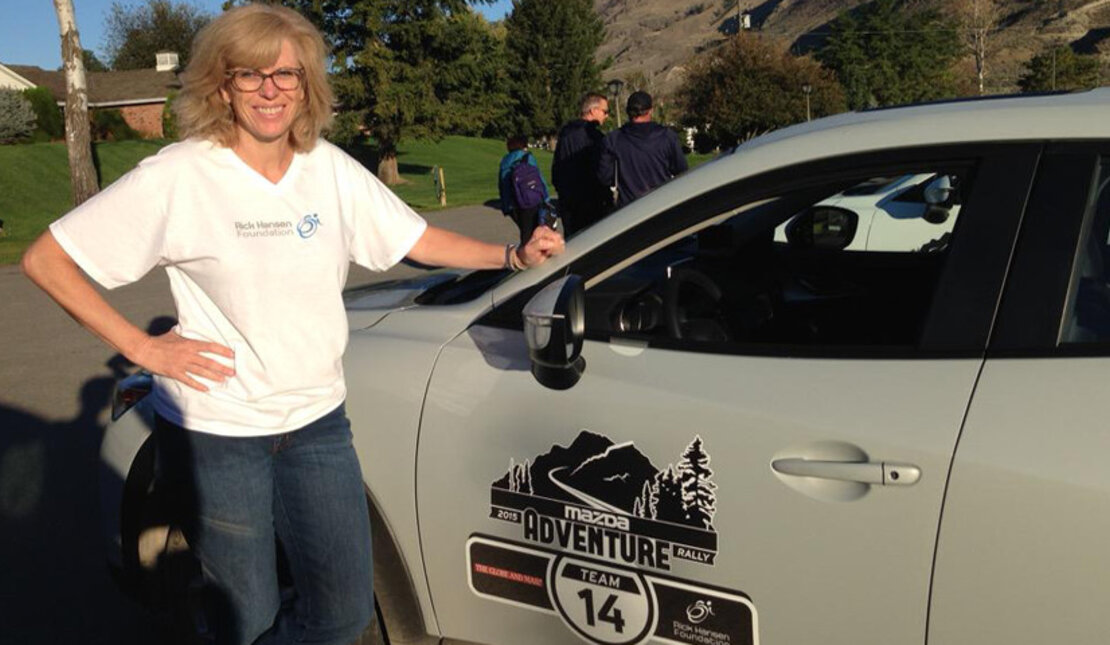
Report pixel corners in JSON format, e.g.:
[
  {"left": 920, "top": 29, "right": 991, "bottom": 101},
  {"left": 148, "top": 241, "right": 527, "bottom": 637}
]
[{"left": 469, "top": 430, "right": 758, "bottom": 645}]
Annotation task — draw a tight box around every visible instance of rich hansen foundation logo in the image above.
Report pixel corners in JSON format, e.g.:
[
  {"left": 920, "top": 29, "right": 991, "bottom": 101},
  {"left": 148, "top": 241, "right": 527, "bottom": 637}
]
[{"left": 490, "top": 431, "right": 718, "bottom": 572}]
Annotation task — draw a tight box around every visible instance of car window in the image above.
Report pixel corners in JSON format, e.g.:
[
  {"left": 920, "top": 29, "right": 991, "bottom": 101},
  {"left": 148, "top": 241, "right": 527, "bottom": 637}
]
[
  {"left": 584, "top": 167, "right": 973, "bottom": 350},
  {"left": 1060, "top": 158, "right": 1110, "bottom": 344}
]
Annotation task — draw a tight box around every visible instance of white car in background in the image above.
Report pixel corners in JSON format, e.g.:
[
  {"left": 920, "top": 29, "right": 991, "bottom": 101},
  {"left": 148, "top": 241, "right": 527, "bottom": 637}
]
[
  {"left": 103, "top": 89, "right": 1110, "bottom": 645},
  {"left": 775, "top": 172, "right": 960, "bottom": 252}
]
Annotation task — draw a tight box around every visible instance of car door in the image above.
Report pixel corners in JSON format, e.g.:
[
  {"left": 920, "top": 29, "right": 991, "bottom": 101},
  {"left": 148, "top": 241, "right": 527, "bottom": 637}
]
[
  {"left": 416, "top": 144, "right": 1039, "bottom": 645},
  {"left": 930, "top": 146, "right": 1110, "bottom": 644}
]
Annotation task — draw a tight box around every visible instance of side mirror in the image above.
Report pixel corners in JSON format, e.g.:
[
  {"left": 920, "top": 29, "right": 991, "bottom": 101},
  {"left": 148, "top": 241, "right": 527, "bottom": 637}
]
[
  {"left": 523, "top": 275, "right": 586, "bottom": 390},
  {"left": 785, "top": 206, "right": 858, "bottom": 250},
  {"left": 922, "top": 175, "right": 954, "bottom": 224}
]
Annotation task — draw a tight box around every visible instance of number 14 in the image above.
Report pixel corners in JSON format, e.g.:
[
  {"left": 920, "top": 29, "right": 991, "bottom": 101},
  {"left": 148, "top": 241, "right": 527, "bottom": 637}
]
[{"left": 577, "top": 589, "right": 626, "bottom": 633}]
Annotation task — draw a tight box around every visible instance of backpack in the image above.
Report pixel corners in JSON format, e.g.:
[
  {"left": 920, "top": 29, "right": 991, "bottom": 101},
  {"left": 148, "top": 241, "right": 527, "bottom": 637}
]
[{"left": 510, "top": 153, "right": 547, "bottom": 211}]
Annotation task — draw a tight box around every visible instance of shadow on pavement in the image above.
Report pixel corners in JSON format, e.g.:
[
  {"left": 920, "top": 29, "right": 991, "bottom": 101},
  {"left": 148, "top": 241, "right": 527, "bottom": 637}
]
[{"left": 0, "top": 318, "right": 178, "bottom": 645}]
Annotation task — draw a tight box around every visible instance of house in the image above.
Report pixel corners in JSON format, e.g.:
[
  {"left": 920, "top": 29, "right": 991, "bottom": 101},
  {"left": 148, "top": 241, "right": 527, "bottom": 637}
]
[{"left": 0, "top": 52, "right": 182, "bottom": 138}]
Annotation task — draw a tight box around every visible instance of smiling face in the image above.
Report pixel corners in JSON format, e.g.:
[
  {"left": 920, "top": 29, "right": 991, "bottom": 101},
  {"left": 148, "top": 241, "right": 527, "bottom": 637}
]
[{"left": 220, "top": 39, "right": 305, "bottom": 148}]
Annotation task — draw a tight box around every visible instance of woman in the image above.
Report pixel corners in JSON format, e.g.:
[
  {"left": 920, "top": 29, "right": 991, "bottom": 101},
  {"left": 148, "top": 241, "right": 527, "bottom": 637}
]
[{"left": 21, "top": 5, "right": 562, "bottom": 644}]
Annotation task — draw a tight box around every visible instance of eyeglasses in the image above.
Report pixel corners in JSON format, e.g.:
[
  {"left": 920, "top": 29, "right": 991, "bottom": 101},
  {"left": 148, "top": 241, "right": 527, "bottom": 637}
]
[{"left": 225, "top": 67, "right": 305, "bottom": 92}]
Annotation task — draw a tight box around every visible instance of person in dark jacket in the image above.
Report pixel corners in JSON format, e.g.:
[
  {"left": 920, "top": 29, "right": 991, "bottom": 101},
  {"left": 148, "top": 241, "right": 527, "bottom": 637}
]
[
  {"left": 552, "top": 93, "right": 611, "bottom": 234},
  {"left": 597, "top": 91, "right": 687, "bottom": 207}
]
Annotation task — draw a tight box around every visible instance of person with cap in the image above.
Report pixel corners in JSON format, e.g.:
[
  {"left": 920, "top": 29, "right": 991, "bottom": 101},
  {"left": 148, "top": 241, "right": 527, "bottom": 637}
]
[
  {"left": 552, "top": 92, "right": 611, "bottom": 234},
  {"left": 597, "top": 90, "right": 688, "bottom": 207}
]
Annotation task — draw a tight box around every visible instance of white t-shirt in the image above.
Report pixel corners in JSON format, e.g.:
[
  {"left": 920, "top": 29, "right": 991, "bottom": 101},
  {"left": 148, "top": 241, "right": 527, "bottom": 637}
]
[{"left": 51, "top": 138, "right": 427, "bottom": 436}]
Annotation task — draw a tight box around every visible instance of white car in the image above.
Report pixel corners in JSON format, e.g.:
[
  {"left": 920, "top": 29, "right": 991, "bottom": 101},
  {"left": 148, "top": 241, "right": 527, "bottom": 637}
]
[
  {"left": 104, "top": 89, "right": 1110, "bottom": 645},
  {"left": 774, "top": 172, "right": 960, "bottom": 252}
]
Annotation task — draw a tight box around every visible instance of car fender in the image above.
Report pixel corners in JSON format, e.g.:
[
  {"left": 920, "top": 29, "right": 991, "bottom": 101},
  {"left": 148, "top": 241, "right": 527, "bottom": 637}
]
[{"left": 99, "top": 400, "right": 156, "bottom": 573}]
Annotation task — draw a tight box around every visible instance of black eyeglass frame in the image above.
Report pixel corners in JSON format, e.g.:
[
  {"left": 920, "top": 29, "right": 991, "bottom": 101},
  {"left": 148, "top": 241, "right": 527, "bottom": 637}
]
[{"left": 224, "top": 67, "right": 305, "bottom": 92}]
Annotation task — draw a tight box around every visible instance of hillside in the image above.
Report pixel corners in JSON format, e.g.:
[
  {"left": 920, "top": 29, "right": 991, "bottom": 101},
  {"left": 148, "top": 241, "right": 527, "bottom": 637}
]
[{"left": 595, "top": 0, "right": 1110, "bottom": 99}]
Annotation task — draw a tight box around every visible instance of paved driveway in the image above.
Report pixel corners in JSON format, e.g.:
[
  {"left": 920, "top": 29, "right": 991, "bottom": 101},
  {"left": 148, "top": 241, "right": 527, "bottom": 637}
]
[{"left": 0, "top": 204, "right": 516, "bottom": 645}]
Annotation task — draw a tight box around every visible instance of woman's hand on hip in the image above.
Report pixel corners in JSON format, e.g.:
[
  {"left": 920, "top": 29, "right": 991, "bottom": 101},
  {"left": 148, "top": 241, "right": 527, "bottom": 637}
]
[{"left": 133, "top": 332, "right": 235, "bottom": 392}]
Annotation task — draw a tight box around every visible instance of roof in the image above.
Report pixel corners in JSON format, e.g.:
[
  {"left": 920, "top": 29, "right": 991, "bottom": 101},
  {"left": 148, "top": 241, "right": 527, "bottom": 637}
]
[{"left": 5, "top": 64, "right": 180, "bottom": 106}]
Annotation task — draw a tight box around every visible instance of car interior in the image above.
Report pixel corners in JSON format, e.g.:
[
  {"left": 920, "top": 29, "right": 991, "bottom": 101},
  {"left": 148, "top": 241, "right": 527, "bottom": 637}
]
[{"left": 584, "top": 170, "right": 969, "bottom": 349}]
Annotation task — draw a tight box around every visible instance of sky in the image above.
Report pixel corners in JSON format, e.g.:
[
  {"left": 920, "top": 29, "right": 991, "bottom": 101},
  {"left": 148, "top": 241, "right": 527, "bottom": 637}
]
[{"left": 0, "top": 0, "right": 514, "bottom": 70}]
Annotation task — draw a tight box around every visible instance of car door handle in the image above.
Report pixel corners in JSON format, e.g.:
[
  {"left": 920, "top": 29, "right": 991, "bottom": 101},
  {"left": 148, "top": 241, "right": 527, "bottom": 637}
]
[{"left": 771, "top": 459, "right": 920, "bottom": 486}]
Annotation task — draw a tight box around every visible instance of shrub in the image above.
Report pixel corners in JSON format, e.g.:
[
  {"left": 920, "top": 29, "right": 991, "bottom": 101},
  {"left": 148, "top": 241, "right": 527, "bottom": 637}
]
[
  {"left": 91, "top": 108, "right": 141, "bottom": 141},
  {"left": 0, "top": 89, "right": 37, "bottom": 144},
  {"left": 22, "top": 87, "right": 63, "bottom": 140},
  {"left": 162, "top": 91, "right": 178, "bottom": 140}
]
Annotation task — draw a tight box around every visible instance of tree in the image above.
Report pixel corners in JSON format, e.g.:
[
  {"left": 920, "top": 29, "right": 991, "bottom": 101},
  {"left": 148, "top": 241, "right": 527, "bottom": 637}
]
[
  {"left": 264, "top": 0, "right": 504, "bottom": 184},
  {"left": 22, "top": 87, "right": 64, "bottom": 140},
  {"left": 504, "top": 0, "right": 606, "bottom": 139},
  {"left": 954, "top": 0, "right": 1001, "bottom": 95},
  {"left": 53, "top": 0, "right": 98, "bottom": 205},
  {"left": 653, "top": 466, "right": 686, "bottom": 524},
  {"left": 676, "top": 436, "right": 717, "bottom": 530},
  {"left": 82, "top": 49, "right": 110, "bottom": 72},
  {"left": 677, "top": 34, "right": 844, "bottom": 150},
  {"left": 1018, "top": 45, "right": 1101, "bottom": 93},
  {"left": 0, "top": 90, "right": 37, "bottom": 144},
  {"left": 105, "top": 0, "right": 212, "bottom": 71},
  {"left": 817, "top": 0, "right": 964, "bottom": 110}
]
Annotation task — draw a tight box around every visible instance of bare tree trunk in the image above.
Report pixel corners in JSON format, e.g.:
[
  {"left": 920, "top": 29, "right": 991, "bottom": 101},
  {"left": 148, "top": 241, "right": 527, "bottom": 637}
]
[
  {"left": 973, "top": 29, "right": 987, "bottom": 95},
  {"left": 53, "top": 0, "right": 98, "bottom": 206},
  {"left": 959, "top": 0, "right": 999, "bottom": 96}
]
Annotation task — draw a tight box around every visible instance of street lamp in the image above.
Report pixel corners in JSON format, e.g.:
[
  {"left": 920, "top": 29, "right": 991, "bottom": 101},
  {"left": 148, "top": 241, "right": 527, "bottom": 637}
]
[
  {"left": 802, "top": 83, "right": 812, "bottom": 122},
  {"left": 607, "top": 78, "right": 625, "bottom": 127}
]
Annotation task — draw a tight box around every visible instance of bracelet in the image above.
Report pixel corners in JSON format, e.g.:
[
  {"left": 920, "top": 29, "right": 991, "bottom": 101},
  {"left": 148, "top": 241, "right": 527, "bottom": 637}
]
[
  {"left": 511, "top": 246, "right": 526, "bottom": 271},
  {"left": 505, "top": 243, "right": 526, "bottom": 272}
]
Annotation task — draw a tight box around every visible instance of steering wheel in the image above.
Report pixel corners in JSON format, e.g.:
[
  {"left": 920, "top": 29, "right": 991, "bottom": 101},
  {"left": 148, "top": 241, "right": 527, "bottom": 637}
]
[{"left": 663, "top": 267, "right": 731, "bottom": 341}]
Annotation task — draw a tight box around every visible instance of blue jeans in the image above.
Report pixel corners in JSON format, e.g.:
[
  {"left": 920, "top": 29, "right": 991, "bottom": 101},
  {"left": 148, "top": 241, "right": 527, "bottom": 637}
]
[{"left": 155, "top": 403, "right": 373, "bottom": 645}]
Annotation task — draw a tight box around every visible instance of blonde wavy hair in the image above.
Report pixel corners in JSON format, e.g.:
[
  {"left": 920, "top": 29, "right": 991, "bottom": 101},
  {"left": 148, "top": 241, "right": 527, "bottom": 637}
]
[{"left": 175, "top": 3, "right": 334, "bottom": 152}]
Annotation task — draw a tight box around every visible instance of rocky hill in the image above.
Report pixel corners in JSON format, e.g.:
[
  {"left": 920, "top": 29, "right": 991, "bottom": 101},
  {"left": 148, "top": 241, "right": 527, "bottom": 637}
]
[{"left": 595, "top": 0, "right": 1110, "bottom": 99}]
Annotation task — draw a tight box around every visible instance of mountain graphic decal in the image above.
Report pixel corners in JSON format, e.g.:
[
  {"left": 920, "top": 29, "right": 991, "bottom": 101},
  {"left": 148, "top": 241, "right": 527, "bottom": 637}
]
[{"left": 492, "top": 430, "right": 718, "bottom": 531}]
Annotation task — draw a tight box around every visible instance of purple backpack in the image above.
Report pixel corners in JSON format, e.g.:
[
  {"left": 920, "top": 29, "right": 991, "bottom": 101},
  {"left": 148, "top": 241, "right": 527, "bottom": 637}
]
[{"left": 510, "top": 153, "right": 547, "bottom": 210}]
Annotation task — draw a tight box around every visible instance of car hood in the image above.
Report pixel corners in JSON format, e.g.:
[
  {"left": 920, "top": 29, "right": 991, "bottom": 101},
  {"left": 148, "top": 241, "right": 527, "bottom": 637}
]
[{"left": 343, "top": 271, "right": 464, "bottom": 329}]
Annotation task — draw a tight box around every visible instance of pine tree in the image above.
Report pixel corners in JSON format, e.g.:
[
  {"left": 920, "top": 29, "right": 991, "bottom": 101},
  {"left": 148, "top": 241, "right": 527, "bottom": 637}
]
[
  {"left": 521, "top": 459, "right": 532, "bottom": 494},
  {"left": 818, "top": 0, "right": 964, "bottom": 109},
  {"left": 504, "top": 0, "right": 605, "bottom": 139},
  {"left": 677, "top": 436, "right": 717, "bottom": 530},
  {"left": 654, "top": 466, "right": 686, "bottom": 524},
  {"left": 1018, "top": 45, "right": 1101, "bottom": 93},
  {"left": 262, "top": 1, "right": 506, "bottom": 183},
  {"left": 640, "top": 480, "right": 653, "bottom": 519}
]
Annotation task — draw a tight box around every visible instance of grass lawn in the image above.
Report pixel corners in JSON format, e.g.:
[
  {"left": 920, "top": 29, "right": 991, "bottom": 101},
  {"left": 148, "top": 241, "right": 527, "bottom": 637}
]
[
  {"left": 0, "top": 136, "right": 715, "bottom": 264},
  {"left": 0, "top": 140, "right": 168, "bottom": 265},
  {"left": 349, "top": 135, "right": 555, "bottom": 212}
]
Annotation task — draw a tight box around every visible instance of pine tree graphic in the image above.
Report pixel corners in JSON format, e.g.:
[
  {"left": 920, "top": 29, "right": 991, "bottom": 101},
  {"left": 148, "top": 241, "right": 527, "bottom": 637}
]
[
  {"left": 520, "top": 459, "right": 533, "bottom": 494},
  {"left": 653, "top": 466, "right": 686, "bottom": 524},
  {"left": 677, "top": 436, "right": 717, "bottom": 529},
  {"left": 634, "top": 479, "right": 656, "bottom": 519},
  {"left": 506, "top": 458, "right": 533, "bottom": 494}
]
